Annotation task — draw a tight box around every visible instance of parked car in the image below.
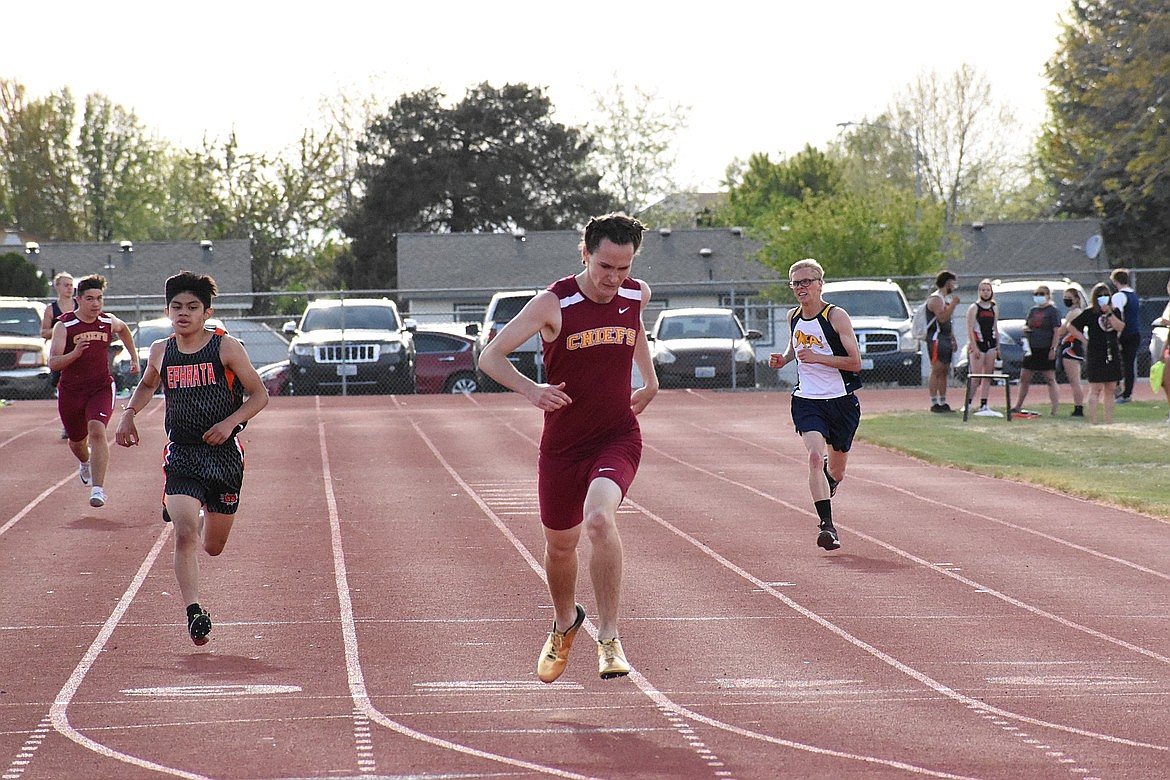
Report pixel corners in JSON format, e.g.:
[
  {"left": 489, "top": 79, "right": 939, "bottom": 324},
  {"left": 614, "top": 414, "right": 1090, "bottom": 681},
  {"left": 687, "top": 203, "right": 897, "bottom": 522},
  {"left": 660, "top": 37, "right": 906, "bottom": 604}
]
[
  {"left": 471, "top": 290, "right": 540, "bottom": 391},
  {"left": 112, "top": 316, "right": 226, "bottom": 391},
  {"left": 257, "top": 360, "right": 292, "bottom": 396},
  {"left": 648, "top": 307, "right": 762, "bottom": 388},
  {"left": 414, "top": 329, "right": 479, "bottom": 394},
  {"left": 954, "top": 279, "right": 1088, "bottom": 383},
  {"left": 0, "top": 297, "right": 54, "bottom": 400},
  {"left": 282, "top": 299, "right": 416, "bottom": 395},
  {"left": 821, "top": 280, "right": 921, "bottom": 386}
]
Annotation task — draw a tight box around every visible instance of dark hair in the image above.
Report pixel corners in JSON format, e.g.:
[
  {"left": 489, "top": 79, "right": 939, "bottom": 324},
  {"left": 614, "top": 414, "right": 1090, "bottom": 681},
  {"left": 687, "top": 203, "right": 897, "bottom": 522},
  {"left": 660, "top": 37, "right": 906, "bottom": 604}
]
[
  {"left": 165, "top": 271, "right": 218, "bottom": 309},
  {"left": 582, "top": 213, "right": 645, "bottom": 255},
  {"left": 1090, "top": 282, "right": 1110, "bottom": 308},
  {"left": 1110, "top": 268, "right": 1130, "bottom": 286},
  {"left": 76, "top": 274, "right": 106, "bottom": 296},
  {"left": 935, "top": 270, "right": 956, "bottom": 289}
]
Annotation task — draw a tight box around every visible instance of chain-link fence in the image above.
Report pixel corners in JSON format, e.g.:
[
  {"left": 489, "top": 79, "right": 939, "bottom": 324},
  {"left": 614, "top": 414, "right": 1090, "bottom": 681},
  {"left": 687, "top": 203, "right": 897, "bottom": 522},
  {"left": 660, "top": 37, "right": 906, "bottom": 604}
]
[{"left": 6, "top": 268, "right": 1167, "bottom": 400}]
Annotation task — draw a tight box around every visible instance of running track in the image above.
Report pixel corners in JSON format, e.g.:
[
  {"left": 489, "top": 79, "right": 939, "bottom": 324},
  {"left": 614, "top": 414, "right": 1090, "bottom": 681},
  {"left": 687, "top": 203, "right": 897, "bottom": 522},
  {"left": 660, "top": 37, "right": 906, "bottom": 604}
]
[{"left": 1, "top": 389, "right": 1166, "bottom": 779}]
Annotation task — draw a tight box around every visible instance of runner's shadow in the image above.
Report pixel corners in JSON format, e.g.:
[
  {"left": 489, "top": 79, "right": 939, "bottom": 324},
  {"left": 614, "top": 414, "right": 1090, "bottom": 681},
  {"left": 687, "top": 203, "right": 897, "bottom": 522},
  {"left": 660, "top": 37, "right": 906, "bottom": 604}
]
[
  {"left": 67, "top": 516, "right": 127, "bottom": 531},
  {"left": 178, "top": 653, "right": 285, "bottom": 678},
  {"left": 822, "top": 554, "right": 904, "bottom": 574}
]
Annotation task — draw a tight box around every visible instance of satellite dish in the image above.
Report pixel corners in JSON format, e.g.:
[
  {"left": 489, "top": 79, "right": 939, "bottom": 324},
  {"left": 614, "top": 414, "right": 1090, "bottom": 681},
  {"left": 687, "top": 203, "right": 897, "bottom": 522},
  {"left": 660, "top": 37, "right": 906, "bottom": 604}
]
[{"left": 1084, "top": 234, "right": 1103, "bottom": 260}]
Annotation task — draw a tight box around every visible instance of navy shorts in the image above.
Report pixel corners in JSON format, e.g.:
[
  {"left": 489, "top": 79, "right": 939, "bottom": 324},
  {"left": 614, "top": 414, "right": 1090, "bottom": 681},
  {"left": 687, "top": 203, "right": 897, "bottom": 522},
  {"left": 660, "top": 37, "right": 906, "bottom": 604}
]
[
  {"left": 163, "top": 439, "right": 246, "bottom": 515},
  {"left": 538, "top": 429, "right": 642, "bottom": 531},
  {"left": 791, "top": 394, "right": 861, "bottom": 453}
]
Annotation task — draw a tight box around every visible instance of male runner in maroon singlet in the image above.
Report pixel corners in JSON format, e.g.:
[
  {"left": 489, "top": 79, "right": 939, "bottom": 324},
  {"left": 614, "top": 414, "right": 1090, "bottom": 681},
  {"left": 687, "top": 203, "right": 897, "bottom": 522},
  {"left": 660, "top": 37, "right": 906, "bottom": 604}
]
[
  {"left": 479, "top": 213, "right": 658, "bottom": 683},
  {"left": 115, "top": 271, "right": 268, "bottom": 646},
  {"left": 48, "top": 275, "right": 138, "bottom": 508}
]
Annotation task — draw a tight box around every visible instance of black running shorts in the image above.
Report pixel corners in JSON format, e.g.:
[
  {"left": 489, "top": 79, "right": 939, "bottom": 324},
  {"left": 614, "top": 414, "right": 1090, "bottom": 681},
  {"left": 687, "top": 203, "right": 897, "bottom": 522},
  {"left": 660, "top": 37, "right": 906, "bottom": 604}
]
[{"left": 163, "top": 439, "right": 245, "bottom": 515}]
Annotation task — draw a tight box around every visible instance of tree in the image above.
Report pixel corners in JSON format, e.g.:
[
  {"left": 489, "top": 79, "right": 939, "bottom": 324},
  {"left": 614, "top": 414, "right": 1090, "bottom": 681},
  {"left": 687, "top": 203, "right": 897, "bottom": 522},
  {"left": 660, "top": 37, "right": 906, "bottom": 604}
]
[
  {"left": 839, "top": 65, "right": 1030, "bottom": 225},
  {"left": 0, "top": 251, "right": 49, "bottom": 297},
  {"left": 341, "top": 83, "right": 611, "bottom": 289},
  {"left": 177, "top": 131, "right": 345, "bottom": 308},
  {"left": 77, "top": 93, "right": 170, "bottom": 242},
  {"left": 587, "top": 83, "right": 689, "bottom": 215},
  {"left": 1039, "top": 0, "right": 1170, "bottom": 263},
  {"left": 0, "top": 80, "right": 81, "bottom": 239},
  {"left": 724, "top": 146, "right": 948, "bottom": 284}
]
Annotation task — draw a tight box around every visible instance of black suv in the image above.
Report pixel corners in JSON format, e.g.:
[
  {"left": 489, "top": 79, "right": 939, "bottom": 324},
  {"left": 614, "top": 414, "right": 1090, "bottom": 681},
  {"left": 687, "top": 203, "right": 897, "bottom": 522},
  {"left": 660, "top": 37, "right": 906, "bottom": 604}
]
[
  {"left": 283, "top": 299, "right": 416, "bottom": 394},
  {"left": 471, "top": 290, "right": 540, "bottom": 391}
]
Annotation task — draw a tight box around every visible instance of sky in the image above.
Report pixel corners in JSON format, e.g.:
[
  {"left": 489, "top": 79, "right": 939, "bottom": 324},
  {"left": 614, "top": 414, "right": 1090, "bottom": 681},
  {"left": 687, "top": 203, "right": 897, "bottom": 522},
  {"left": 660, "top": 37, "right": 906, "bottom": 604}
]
[{"left": 5, "top": 1, "right": 1072, "bottom": 192}]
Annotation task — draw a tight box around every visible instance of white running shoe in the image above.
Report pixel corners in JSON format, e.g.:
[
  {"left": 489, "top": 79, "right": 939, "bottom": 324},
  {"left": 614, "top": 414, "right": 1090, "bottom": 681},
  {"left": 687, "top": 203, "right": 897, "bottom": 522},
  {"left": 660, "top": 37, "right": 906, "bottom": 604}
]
[
  {"left": 79, "top": 461, "right": 92, "bottom": 485},
  {"left": 973, "top": 407, "right": 1003, "bottom": 417},
  {"left": 90, "top": 487, "right": 106, "bottom": 508}
]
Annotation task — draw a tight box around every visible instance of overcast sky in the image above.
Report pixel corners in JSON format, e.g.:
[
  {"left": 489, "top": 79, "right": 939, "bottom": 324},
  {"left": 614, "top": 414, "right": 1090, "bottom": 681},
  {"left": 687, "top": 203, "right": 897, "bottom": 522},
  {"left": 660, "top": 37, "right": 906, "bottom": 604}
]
[{"left": 5, "top": 1, "right": 1070, "bottom": 190}]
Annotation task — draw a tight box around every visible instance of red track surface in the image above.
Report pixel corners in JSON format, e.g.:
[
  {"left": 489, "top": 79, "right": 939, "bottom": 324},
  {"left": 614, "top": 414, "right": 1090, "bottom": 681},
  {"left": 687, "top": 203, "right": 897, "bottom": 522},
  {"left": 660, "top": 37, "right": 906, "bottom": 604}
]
[{"left": 1, "top": 389, "right": 1167, "bottom": 779}]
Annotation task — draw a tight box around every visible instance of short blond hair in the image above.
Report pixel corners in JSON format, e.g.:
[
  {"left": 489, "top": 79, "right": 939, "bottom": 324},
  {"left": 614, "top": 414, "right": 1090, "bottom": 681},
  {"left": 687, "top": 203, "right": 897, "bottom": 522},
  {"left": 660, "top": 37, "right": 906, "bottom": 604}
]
[{"left": 789, "top": 258, "right": 824, "bottom": 280}]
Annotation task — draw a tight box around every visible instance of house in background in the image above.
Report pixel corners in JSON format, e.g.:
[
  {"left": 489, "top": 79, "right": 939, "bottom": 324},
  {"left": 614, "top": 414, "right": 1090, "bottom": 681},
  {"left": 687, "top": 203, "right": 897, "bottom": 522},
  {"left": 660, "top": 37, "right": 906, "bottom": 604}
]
[
  {"left": 947, "top": 218, "right": 1111, "bottom": 292},
  {"left": 10, "top": 236, "right": 254, "bottom": 321},
  {"left": 397, "top": 226, "right": 774, "bottom": 329}
]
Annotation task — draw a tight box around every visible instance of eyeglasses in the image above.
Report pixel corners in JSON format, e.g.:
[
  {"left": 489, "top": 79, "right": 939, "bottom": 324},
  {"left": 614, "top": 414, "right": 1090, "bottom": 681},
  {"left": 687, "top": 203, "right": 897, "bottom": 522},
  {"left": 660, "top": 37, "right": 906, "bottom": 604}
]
[{"left": 789, "top": 278, "right": 821, "bottom": 289}]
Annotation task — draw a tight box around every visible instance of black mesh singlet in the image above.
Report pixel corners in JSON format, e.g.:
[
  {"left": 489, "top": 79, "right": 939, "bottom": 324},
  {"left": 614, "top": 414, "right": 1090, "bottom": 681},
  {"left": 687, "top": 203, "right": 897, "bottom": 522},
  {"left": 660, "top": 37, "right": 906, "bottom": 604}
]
[{"left": 160, "top": 331, "right": 245, "bottom": 445}]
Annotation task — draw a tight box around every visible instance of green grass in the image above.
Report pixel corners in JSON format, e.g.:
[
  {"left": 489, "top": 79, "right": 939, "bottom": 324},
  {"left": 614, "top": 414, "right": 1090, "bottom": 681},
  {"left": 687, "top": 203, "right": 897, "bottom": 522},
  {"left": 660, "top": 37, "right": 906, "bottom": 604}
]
[{"left": 857, "top": 399, "right": 1170, "bottom": 519}]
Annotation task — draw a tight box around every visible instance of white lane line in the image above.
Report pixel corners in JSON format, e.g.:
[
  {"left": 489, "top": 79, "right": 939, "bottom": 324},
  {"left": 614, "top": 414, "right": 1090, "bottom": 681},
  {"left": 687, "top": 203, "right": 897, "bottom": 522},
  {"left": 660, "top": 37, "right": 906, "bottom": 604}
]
[
  {"left": 709, "top": 426, "right": 1169, "bottom": 580},
  {"left": 624, "top": 493, "right": 1164, "bottom": 758},
  {"left": 632, "top": 436, "right": 1167, "bottom": 758},
  {"left": 314, "top": 397, "right": 596, "bottom": 780},
  {"left": 410, "top": 417, "right": 978, "bottom": 779},
  {"left": 651, "top": 434, "right": 1170, "bottom": 666},
  {"left": 48, "top": 524, "right": 212, "bottom": 779}
]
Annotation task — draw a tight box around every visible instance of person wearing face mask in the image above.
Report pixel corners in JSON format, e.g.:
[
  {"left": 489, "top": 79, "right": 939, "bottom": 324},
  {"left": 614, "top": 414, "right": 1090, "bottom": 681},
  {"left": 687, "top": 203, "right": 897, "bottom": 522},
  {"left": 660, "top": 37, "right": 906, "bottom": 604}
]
[
  {"left": 1059, "top": 287, "right": 1088, "bottom": 417},
  {"left": 965, "top": 279, "right": 1002, "bottom": 416},
  {"left": 1070, "top": 282, "right": 1125, "bottom": 423},
  {"left": 1009, "top": 286, "right": 1062, "bottom": 417}
]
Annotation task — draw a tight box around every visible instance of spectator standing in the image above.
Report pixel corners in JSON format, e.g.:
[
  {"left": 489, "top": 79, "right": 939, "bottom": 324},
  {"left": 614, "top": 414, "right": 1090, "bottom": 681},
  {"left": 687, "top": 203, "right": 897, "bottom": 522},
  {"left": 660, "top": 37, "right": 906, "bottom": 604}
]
[
  {"left": 1109, "top": 268, "right": 1141, "bottom": 403},
  {"left": 1150, "top": 277, "right": 1170, "bottom": 421},
  {"left": 965, "top": 279, "right": 1002, "bottom": 416},
  {"left": 1010, "top": 285, "right": 1062, "bottom": 417},
  {"left": 1071, "top": 282, "right": 1125, "bottom": 424},
  {"left": 1059, "top": 286, "right": 1088, "bottom": 417},
  {"left": 926, "top": 271, "right": 960, "bottom": 412}
]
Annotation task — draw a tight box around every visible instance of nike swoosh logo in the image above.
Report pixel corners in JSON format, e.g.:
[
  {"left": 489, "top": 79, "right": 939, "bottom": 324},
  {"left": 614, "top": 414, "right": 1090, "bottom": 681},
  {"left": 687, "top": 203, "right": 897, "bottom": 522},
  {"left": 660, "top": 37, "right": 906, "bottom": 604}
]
[
  {"left": 598, "top": 467, "right": 616, "bottom": 473},
  {"left": 618, "top": 307, "right": 630, "bottom": 314}
]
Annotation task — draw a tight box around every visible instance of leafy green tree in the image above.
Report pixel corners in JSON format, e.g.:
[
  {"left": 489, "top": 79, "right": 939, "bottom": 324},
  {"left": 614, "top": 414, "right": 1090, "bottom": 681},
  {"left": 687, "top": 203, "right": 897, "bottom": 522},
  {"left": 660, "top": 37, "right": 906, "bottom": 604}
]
[
  {"left": 726, "top": 146, "right": 844, "bottom": 226},
  {"left": 724, "top": 145, "right": 948, "bottom": 286},
  {"left": 587, "top": 83, "right": 689, "bottom": 215},
  {"left": 341, "top": 83, "right": 611, "bottom": 289},
  {"left": 0, "top": 80, "right": 81, "bottom": 239},
  {"left": 178, "top": 131, "right": 344, "bottom": 309},
  {"left": 0, "top": 251, "right": 49, "bottom": 296},
  {"left": 77, "top": 93, "right": 171, "bottom": 242},
  {"left": 1039, "top": 0, "right": 1170, "bottom": 262}
]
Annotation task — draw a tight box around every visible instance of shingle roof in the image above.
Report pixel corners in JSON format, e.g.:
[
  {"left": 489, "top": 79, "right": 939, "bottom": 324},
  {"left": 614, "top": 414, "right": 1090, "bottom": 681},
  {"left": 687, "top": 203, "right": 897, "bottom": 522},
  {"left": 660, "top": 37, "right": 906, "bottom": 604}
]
[
  {"left": 397, "top": 228, "right": 772, "bottom": 301},
  {"left": 21, "top": 239, "right": 253, "bottom": 312},
  {"left": 950, "top": 219, "right": 1109, "bottom": 282}
]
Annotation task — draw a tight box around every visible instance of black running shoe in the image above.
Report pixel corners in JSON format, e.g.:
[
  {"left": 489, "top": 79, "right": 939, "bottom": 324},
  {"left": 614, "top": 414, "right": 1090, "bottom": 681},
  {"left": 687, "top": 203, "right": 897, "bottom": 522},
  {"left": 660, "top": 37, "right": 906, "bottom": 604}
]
[
  {"left": 187, "top": 606, "right": 212, "bottom": 646},
  {"left": 817, "top": 523, "right": 841, "bottom": 551},
  {"left": 823, "top": 457, "right": 839, "bottom": 498}
]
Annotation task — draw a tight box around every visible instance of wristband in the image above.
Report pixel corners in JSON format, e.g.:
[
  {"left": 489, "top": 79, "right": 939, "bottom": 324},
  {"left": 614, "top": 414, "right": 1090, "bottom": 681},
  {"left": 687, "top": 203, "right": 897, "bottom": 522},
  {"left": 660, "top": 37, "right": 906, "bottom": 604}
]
[{"left": 121, "top": 404, "right": 137, "bottom": 415}]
